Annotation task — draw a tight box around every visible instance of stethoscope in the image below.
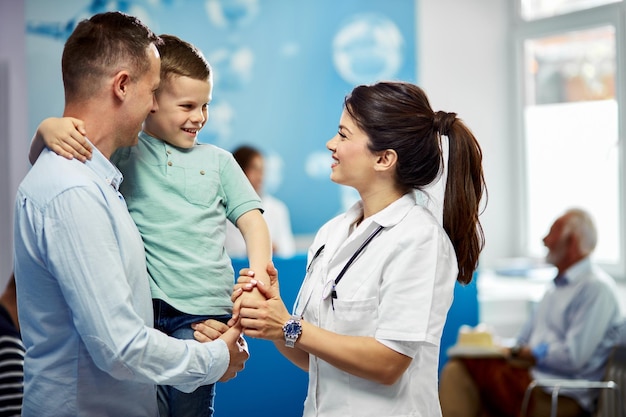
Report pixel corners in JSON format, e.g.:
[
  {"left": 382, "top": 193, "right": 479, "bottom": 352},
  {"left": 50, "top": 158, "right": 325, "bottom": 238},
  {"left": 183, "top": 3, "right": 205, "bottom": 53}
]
[{"left": 292, "top": 224, "right": 384, "bottom": 317}]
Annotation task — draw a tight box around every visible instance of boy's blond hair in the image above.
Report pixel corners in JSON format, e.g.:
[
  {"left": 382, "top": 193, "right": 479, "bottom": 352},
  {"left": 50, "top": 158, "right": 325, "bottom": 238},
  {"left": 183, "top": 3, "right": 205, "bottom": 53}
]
[{"left": 158, "top": 34, "right": 211, "bottom": 84}]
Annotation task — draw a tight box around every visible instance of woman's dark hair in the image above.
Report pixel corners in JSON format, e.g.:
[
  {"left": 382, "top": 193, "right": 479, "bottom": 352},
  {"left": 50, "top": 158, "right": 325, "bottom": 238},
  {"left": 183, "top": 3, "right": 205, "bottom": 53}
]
[
  {"left": 344, "top": 81, "right": 486, "bottom": 284},
  {"left": 232, "top": 145, "right": 262, "bottom": 171}
]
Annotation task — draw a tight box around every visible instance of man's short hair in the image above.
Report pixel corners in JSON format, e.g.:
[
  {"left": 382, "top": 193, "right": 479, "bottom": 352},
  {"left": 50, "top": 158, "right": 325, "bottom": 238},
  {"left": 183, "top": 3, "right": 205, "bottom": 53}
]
[{"left": 61, "top": 11, "right": 162, "bottom": 102}]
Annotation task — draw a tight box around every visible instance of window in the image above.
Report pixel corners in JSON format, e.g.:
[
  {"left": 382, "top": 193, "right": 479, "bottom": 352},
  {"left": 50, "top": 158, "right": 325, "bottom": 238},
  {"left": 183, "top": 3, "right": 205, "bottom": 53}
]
[
  {"left": 515, "top": 1, "right": 624, "bottom": 276},
  {"left": 521, "top": 0, "right": 620, "bottom": 20}
]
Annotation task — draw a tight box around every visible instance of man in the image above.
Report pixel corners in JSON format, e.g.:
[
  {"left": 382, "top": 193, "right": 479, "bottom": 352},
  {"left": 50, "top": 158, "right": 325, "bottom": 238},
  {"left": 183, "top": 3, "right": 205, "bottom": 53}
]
[
  {"left": 13, "top": 12, "right": 246, "bottom": 417},
  {"left": 439, "top": 208, "right": 623, "bottom": 417}
]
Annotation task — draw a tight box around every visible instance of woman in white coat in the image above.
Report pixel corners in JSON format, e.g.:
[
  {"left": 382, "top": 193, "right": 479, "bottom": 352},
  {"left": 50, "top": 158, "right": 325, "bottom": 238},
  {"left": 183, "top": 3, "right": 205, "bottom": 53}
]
[{"left": 205, "top": 81, "right": 486, "bottom": 417}]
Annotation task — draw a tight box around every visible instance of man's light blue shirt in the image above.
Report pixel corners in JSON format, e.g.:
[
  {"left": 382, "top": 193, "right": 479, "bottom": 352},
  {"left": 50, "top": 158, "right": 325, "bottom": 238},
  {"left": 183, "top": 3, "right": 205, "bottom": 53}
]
[
  {"left": 13, "top": 147, "right": 229, "bottom": 417},
  {"left": 517, "top": 257, "right": 623, "bottom": 411}
]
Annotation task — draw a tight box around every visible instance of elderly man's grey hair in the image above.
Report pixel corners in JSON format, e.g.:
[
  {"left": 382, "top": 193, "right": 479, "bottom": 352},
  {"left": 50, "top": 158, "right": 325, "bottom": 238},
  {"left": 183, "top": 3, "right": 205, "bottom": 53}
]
[{"left": 563, "top": 208, "right": 597, "bottom": 256}]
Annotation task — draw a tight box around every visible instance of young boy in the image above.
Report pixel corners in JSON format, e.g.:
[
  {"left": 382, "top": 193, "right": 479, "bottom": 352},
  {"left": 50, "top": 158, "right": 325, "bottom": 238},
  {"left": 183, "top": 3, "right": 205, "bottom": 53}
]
[{"left": 31, "top": 34, "right": 272, "bottom": 417}]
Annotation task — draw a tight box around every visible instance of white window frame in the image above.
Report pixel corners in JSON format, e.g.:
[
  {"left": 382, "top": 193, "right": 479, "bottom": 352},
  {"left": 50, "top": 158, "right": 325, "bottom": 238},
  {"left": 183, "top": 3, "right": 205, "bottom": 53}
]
[{"left": 512, "top": 2, "right": 626, "bottom": 279}]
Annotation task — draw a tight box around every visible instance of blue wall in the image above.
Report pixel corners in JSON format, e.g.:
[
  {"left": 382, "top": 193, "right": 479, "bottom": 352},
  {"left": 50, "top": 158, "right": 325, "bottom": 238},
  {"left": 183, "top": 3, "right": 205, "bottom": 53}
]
[{"left": 439, "top": 275, "right": 479, "bottom": 372}]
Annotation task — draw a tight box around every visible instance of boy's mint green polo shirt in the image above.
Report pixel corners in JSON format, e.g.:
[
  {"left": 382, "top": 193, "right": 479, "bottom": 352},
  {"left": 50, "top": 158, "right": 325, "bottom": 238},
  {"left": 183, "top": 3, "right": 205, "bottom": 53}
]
[{"left": 111, "top": 131, "right": 262, "bottom": 315}]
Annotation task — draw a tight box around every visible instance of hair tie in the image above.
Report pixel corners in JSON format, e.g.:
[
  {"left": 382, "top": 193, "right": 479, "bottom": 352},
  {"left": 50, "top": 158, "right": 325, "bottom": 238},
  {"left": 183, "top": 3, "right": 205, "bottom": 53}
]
[{"left": 433, "top": 111, "right": 456, "bottom": 136}]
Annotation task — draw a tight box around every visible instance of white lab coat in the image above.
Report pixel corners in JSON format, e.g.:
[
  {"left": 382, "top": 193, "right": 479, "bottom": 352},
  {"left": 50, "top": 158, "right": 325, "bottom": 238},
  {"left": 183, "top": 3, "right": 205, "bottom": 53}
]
[{"left": 296, "top": 193, "right": 458, "bottom": 417}]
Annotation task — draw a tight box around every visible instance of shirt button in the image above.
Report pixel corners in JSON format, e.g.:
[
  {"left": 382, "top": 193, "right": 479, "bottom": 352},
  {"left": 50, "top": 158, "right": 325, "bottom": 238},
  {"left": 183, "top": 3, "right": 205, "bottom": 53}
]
[
  {"left": 200, "top": 170, "right": 205, "bottom": 175},
  {"left": 167, "top": 161, "right": 173, "bottom": 166}
]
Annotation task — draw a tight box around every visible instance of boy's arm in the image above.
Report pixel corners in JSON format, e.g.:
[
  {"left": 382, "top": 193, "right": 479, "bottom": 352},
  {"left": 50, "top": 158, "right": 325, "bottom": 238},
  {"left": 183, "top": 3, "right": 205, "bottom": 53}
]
[
  {"left": 29, "top": 117, "right": 92, "bottom": 164},
  {"left": 235, "top": 210, "right": 273, "bottom": 293}
]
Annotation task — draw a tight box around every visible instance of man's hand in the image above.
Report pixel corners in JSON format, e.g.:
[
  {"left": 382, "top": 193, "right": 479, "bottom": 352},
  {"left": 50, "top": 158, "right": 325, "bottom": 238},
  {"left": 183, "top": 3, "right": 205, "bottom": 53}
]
[
  {"left": 192, "top": 319, "right": 249, "bottom": 382},
  {"left": 215, "top": 324, "right": 249, "bottom": 382},
  {"left": 192, "top": 319, "right": 229, "bottom": 342}
]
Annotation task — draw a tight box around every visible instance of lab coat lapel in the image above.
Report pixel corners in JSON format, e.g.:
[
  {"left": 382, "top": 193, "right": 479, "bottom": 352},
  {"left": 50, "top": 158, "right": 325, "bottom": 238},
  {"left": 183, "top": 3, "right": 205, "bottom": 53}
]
[{"left": 322, "top": 194, "right": 417, "bottom": 288}]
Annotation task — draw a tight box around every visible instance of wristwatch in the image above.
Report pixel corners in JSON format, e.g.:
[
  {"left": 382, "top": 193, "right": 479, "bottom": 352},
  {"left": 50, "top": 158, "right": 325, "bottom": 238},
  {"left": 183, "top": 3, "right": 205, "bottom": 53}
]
[{"left": 282, "top": 315, "right": 303, "bottom": 348}]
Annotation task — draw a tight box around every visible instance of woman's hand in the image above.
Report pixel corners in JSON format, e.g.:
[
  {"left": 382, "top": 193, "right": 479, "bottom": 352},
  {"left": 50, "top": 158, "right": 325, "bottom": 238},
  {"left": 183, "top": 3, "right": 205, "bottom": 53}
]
[
  {"left": 237, "top": 263, "right": 291, "bottom": 341},
  {"left": 230, "top": 262, "right": 281, "bottom": 325},
  {"left": 231, "top": 268, "right": 259, "bottom": 303},
  {"left": 229, "top": 268, "right": 256, "bottom": 326}
]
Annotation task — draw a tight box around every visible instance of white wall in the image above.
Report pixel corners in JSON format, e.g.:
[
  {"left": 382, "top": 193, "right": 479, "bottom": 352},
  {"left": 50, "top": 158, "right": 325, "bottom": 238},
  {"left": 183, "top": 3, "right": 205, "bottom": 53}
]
[
  {"left": 0, "top": 0, "right": 29, "bottom": 290},
  {"left": 0, "top": 0, "right": 512, "bottom": 291},
  {"left": 418, "top": 0, "right": 513, "bottom": 270}
]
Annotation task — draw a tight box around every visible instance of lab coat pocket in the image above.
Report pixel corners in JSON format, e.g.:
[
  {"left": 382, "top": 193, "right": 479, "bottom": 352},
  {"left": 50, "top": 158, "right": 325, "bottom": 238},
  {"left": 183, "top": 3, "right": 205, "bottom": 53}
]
[{"left": 332, "top": 297, "right": 378, "bottom": 336}]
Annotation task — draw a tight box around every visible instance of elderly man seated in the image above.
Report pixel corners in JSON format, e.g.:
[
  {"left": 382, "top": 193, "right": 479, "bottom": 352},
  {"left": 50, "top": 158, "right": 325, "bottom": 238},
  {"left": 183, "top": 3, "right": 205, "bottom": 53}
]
[{"left": 439, "top": 208, "right": 624, "bottom": 417}]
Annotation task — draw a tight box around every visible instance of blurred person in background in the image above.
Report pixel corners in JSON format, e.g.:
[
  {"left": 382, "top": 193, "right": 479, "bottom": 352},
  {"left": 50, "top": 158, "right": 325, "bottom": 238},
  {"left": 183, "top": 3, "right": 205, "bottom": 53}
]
[{"left": 225, "top": 145, "right": 296, "bottom": 258}]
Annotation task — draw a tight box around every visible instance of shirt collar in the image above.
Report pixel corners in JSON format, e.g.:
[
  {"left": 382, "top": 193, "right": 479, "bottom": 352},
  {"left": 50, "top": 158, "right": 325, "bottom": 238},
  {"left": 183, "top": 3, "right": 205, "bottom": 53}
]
[
  {"left": 557, "top": 257, "right": 592, "bottom": 286},
  {"left": 83, "top": 139, "right": 124, "bottom": 191},
  {"left": 139, "top": 130, "right": 156, "bottom": 144},
  {"left": 139, "top": 130, "right": 194, "bottom": 152},
  {"left": 344, "top": 193, "right": 417, "bottom": 229},
  {"left": 553, "top": 274, "right": 568, "bottom": 286}
]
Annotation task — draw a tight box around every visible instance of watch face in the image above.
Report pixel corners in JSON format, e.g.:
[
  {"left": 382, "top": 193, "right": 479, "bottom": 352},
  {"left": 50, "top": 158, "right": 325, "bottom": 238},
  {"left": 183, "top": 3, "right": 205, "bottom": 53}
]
[
  {"left": 283, "top": 318, "right": 302, "bottom": 347},
  {"left": 284, "top": 320, "right": 301, "bottom": 336}
]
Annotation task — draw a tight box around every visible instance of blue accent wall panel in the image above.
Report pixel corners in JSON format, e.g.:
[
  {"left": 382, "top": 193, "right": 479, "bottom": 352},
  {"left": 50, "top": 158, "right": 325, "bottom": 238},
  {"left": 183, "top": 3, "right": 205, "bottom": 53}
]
[{"left": 26, "top": 0, "right": 417, "bottom": 236}]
